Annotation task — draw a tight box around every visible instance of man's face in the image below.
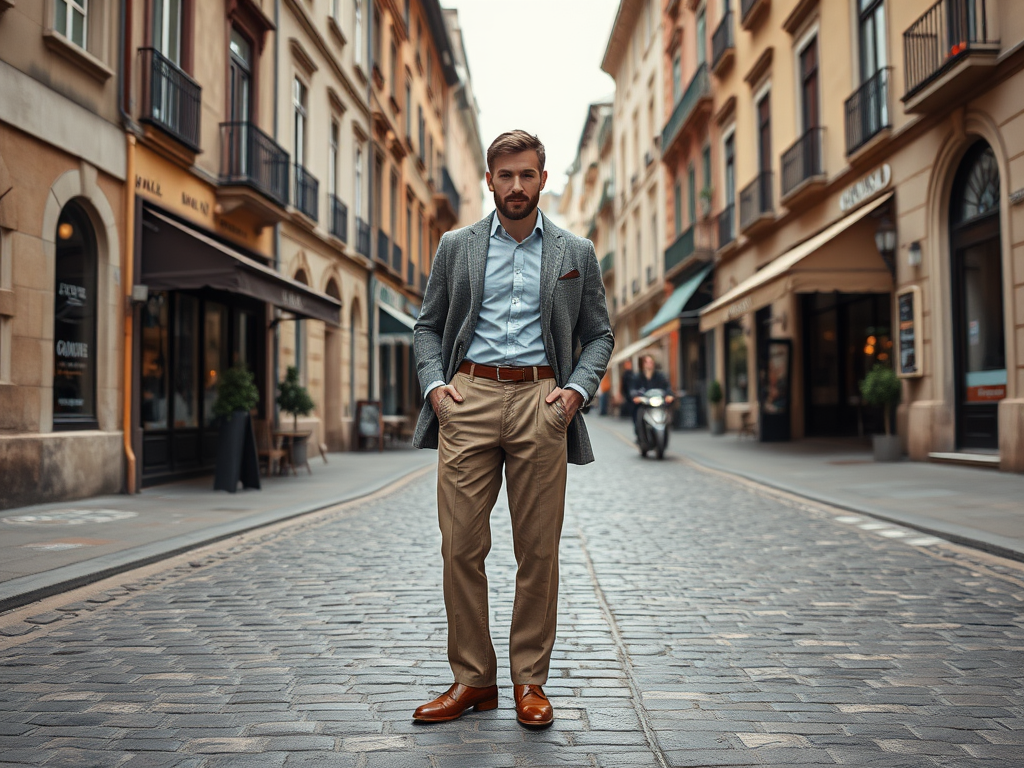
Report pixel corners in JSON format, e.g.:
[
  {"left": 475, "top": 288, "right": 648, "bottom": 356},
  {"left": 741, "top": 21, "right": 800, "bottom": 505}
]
[
  {"left": 642, "top": 356, "right": 655, "bottom": 376},
  {"left": 486, "top": 151, "right": 547, "bottom": 221}
]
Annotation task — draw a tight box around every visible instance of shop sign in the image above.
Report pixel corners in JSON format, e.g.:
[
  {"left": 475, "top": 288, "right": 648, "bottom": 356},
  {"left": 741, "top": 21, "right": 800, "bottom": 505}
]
[
  {"left": 967, "top": 385, "right": 1006, "bottom": 402},
  {"left": 840, "top": 164, "right": 891, "bottom": 212},
  {"left": 896, "top": 286, "right": 923, "bottom": 378},
  {"left": 726, "top": 297, "right": 752, "bottom": 319}
]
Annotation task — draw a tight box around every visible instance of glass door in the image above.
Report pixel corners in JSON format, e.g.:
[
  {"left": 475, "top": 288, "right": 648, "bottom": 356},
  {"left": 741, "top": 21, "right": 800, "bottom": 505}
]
[
  {"left": 228, "top": 29, "right": 252, "bottom": 175},
  {"left": 151, "top": 0, "right": 182, "bottom": 128}
]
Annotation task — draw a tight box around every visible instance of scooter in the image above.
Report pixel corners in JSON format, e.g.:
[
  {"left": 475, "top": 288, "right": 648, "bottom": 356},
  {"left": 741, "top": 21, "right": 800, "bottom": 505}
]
[{"left": 635, "top": 388, "right": 673, "bottom": 459}]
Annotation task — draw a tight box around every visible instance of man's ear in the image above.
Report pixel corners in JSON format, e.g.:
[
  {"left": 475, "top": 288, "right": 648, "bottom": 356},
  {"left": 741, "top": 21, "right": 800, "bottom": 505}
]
[
  {"left": 485, "top": 171, "right": 493, "bottom": 192},
  {"left": 540, "top": 169, "right": 548, "bottom": 191}
]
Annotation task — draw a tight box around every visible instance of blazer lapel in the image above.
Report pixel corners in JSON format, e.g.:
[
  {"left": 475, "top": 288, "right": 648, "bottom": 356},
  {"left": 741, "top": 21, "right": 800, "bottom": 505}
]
[
  {"left": 465, "top": 212, "right": 492, "bottom": 339},
  {"left": 539, "top": 211, "right": 566, "bottom": 353}
]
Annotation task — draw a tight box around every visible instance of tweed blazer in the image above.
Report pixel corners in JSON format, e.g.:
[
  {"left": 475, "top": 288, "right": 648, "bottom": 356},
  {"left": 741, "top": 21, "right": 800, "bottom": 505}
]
[{"left": 412, "top": 211, "right": 614, "bottom": 464}]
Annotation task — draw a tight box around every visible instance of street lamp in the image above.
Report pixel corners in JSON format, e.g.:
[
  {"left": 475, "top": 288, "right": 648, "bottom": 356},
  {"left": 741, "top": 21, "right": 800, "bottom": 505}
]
[{"left": 874, "top": 217, "right": 897, "bottom": 275}]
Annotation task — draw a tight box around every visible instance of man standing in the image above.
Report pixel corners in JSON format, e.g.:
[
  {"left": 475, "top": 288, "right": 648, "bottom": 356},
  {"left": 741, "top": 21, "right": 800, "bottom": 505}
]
[{"left": 411, "top": 131, "right": 613, "bottom": 727}]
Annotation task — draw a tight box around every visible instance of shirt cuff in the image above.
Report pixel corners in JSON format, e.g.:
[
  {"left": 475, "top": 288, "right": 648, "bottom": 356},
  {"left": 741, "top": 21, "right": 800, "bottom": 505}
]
[
  {"left": 566, "top": 383, "right": 589, "bottom": 404},
  {"left": 423, "top": 380, "right": 446, "bottom": 398}
]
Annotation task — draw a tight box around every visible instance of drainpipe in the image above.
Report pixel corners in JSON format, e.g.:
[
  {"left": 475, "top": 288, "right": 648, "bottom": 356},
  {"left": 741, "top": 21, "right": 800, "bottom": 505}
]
[
  {"left": 272, "top": 0, "right": 281, "bottom": 427},
  {"left": 118, "top": 0, "right": 138, "bottom": 493},
  {"left": 366, "top": 0, "right": 377, "bottom": 400}
]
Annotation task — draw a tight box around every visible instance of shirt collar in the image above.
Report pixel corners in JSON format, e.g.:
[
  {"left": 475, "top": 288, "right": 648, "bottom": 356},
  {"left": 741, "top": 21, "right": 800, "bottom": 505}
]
[{"left": 491, "top": 209, "right": 544, "bottom": 239}]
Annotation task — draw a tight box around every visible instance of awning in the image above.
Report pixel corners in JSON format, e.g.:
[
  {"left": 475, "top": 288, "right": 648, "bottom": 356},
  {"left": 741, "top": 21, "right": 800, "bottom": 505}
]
[
  {"left": 608, "top": 322, "right": 677, "bottom": 367},
  {"left": 378, "top": 300, "right": 416, "bottom": 344},
  {"left": 639, "top": 264, "right": 713, "bottom": 338},
  {"left": 141, "top": 209, "right": 342, "bottom": 326},
  {"left": 699, "top": 192, "right": 894, "bottom": 331}
]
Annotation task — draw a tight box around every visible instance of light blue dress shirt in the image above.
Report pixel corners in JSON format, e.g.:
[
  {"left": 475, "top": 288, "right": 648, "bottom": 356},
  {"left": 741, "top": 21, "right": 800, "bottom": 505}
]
[{"left": 425, "top": 211, "right": 587, "bottom": 402}]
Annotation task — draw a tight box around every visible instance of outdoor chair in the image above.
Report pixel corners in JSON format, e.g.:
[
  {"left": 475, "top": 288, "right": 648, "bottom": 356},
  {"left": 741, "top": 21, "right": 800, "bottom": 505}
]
[{"left": 254, "top": 418, "right": 286, "bottom": 476}]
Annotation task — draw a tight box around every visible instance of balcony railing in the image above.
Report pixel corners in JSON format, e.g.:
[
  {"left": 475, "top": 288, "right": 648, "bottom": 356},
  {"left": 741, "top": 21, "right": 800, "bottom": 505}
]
[
  {"left": 138, "top": 48, "right": 201, "bottom": 151},
  {"left": 665, "top": 226, "right": 695, "bottom": 275},
  {"left": 903, "top": 0, "right": 996, "bottom": 98},
  {"left": 661, "top": 63, "right": 710, "bottom": 152},
  {"left": 600, "top": 251, "right": 614, "bottom": 275},
  {"left": 845, "top": 67, "right": 891, "bottom": 155},
  {"left": 781, "top": 128, "right": 825, "bottom": 198},
  {"left": 598, "top": 179, "right": 615, "bottom": 213},
  {"left": 356, "top": 217, "right": 371, "bottom": 258},
  {"left": 330, "top": 196, "right": 348, "bottom": 242},
  {"left": 597, "top": 115, "right": 613, "bottom": 153},
  {"left": 392, "top": 242, "right": 402, "bottom": 273},
  {"left": 377, "top": 230, "right": 390, "bottom": 264},
  {"left": 441, "top": 167, "right": 461, "bottom": 219},
  {"left": 711, "top": 11, "right": 735, "bottom": 72},
  {"left": 219, "top": 122, "right": 289, "bottom": 207},
  {"left": 739, "top": 172, "right": 773, "bottom": 231},
  {"left": 717, "top": 204, "right": 736, "bottom": 249},
  {"left": 294, "top": 165, "right": 319, "bottom": 221}
]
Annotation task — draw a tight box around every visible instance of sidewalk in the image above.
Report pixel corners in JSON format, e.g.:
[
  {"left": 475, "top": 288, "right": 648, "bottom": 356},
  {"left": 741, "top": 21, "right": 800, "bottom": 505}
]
[
  {"left": 0, "top": 446, "right": 436, "bottom": 612},
  {"left": 596, "top": 415, "right": 1024, "bottom": 562}
]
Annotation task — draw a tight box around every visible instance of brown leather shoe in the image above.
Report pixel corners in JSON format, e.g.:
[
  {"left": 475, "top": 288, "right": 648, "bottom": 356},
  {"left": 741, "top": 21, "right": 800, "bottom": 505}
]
[
  {"left": 513, "top": 684, "right": 553, "bottom": 727},
  {"left": 412, "top": 683, "right": 498, "bottom": 723}
]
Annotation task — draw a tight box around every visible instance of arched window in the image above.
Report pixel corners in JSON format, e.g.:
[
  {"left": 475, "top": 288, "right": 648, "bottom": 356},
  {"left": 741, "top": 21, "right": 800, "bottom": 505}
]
[
  {"left": 951, "top": 142, "right": 1000, "bottom": 226},
  {"left": 53, "top": 201, "right": 98, "bottom": 428}
]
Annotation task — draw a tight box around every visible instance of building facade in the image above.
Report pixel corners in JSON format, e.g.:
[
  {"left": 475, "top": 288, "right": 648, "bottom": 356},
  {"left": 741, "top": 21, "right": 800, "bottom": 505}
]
[
  {"left": 692, "top": 0, "right": 1023, "bottom": 471},
  {"left": 442, "top": 7, "right": 485, "bottom": 230},
  {"left": 601, "top": 0, "right": 668, "bottom": 383},
  {"left": 0, "top": 0, "right": 128, "bottom": 507}
]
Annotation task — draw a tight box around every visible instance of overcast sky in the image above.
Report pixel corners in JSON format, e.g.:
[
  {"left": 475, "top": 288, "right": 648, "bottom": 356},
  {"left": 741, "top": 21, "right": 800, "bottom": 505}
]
[{"left": 442, "top": 0, "right": 622, "bottom": 200}]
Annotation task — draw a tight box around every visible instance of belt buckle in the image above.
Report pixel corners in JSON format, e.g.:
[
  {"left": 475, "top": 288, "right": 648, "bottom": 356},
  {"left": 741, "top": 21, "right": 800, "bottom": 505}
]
[{"left": 495, "top": 366, "right": 515, "bottom": 382}]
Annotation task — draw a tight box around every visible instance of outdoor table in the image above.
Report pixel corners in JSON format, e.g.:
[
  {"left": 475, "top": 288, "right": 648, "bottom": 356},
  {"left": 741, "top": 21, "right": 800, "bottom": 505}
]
[{"left": 273, "top": 429, "right": 313, "bottom": 475}]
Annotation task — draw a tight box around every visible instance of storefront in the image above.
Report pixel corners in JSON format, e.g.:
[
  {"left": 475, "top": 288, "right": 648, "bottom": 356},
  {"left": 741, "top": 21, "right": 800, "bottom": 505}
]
[
  {"left": 700, "top": 188, "right": 895, "bottom": 440},
  {"left": 135, "top": 206, "right": 341, "bottom": 485},
  {"left": 372, "top": 278, "right": 420, "bottom": 418}
]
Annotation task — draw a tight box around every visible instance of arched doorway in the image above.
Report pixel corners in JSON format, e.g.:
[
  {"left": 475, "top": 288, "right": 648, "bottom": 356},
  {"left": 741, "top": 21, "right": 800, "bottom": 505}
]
[
  {"left": 949, "top": 140, "right": 1005, "bottom": 450},
  {"left": 323, "top": 278, "right": 343, "bottom": 450}
]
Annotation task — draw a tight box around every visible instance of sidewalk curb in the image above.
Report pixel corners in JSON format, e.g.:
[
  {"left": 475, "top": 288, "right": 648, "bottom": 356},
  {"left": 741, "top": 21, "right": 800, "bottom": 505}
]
[
  {"left": 0, "top": 461, "right": 434, "bottom": 614},
  {"left": 677, "top": 451, "right": 1024, "bottom": 564}
]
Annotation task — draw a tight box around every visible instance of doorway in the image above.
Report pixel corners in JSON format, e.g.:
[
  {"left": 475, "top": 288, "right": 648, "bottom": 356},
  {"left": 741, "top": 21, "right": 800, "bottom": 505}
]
[{"left": 950, "top": 140, "right": 1005, "bottom": 450}]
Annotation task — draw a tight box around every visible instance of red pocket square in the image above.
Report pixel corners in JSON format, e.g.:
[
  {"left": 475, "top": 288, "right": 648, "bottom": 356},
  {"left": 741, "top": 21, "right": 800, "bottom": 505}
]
[{"left": 558, "top": 269, "right": 580, "bottom": 280}]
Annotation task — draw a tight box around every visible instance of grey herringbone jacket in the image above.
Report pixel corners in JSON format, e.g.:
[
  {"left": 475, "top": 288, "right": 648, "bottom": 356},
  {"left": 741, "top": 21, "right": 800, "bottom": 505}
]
[{"left": 412, "top": 211, "right": 614, "bottom": 464}]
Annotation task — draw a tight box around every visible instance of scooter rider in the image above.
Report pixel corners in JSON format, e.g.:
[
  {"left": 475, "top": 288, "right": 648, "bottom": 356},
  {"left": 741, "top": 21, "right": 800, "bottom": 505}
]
[{"left": 630, "top": 354, "right": 671, "bottom": 439}]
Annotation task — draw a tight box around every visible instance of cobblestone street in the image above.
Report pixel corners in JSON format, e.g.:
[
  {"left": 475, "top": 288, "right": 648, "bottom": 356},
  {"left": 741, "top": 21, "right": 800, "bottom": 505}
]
[{"left": 2, "top": 423, "right": 1023, "bottom": 768}]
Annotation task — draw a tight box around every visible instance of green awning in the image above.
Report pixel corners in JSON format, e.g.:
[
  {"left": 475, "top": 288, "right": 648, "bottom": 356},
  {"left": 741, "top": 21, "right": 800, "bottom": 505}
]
[{"left": 640, "top": 264, "right": 712, "bottom": 337}]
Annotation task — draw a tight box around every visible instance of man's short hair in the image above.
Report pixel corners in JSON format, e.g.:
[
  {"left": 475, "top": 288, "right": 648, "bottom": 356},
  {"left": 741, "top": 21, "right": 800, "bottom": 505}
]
[{"left": 487, "top": 130, "right": 546, "bottom": 173}]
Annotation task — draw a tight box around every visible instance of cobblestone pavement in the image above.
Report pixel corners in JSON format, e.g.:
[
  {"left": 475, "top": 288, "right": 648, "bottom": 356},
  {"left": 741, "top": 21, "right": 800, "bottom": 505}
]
[{"left": 1, "top": 424, "right": 1023, "bottom": 767}]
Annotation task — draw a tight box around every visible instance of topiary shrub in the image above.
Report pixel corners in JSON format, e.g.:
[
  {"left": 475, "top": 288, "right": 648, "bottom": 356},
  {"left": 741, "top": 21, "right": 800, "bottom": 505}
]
[
  {"left": 277, "top": 365, "right": 315, "bottom": 432},
  {"left": 213, "top": 365, "right": 259, "bottom": 418},
  {"left": 859, "top": 364, "right": 901, "bottom": 435}
]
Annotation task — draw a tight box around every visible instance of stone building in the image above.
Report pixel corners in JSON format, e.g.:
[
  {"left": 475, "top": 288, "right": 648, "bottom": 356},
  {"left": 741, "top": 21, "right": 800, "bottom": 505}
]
[
  {"left": 442, "top": 7, "right": 485, "bottom": 230},
  {"left": 692, "top": 0, "right": 1023, "bottom": 471},
  {"left": 601, "top": 0, "right": 669, "bottom": 380},
  {"left": 0, "top": 0, "right": 128, "bottom": 507}
]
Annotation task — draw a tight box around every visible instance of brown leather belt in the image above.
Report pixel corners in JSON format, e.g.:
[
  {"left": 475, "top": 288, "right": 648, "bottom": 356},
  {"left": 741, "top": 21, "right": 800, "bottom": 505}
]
[{"left": 458, "top": 361, "right": 555, "bottom": 383}]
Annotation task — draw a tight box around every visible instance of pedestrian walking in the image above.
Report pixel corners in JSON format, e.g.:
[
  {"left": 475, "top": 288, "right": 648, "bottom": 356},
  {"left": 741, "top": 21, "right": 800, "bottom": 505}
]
[{"left": 411, "top": 130, "right": 614, "bottom": 727}]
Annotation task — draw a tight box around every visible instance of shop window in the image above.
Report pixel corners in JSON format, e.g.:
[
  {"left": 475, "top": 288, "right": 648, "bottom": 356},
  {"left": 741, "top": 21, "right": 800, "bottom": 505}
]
[
  {"left": 53, "top": 201, "right": 98, "bottom": 429},
  {"left": 725, "top": 321, "right": 748, "bottom": 403},
  {"left": 203, "top": 301, "right": 228, "bottom": 427},
  {"left": 172, "top": 294, "right": 199, "bottom": 428},
  {"left": 55, "top": 0, "right": 88, "bottom": 49},
  {"left": 141, "top": 292, "right": 169, "bottom": 430}
]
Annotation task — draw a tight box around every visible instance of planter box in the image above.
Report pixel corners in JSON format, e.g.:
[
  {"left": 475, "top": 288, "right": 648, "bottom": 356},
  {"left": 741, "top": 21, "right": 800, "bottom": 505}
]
[{"left": 872, "top": 434, "right": 902, "bottom": 462}]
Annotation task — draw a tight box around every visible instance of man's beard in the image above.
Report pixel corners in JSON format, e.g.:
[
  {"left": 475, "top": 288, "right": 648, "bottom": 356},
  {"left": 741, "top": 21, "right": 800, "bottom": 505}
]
[{"left": 494, "top": 189, "right": 540, "bottom": 221}]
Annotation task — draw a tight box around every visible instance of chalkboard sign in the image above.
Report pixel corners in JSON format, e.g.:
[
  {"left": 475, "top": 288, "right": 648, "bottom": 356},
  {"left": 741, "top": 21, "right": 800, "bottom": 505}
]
[
  {"left": 897, "top": 287, "right": 922, "bottom": 378},
  {"left": 678, "top": 395, "right": 699, "bottom": 430},
  {"left": 213, "top": 411, "right": 261, "bottom": 493},
  {"left": 355, "top": 400, "right": 383, "bottom": 452}
]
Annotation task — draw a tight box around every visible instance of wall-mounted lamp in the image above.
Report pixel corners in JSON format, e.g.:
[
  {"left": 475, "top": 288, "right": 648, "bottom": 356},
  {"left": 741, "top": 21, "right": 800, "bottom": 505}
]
[
  {"left": 874, "top": 217, "right": 897, "bottom": 275},
  {"left": 908, "top": 241, "right": 922, "bottom": 267}
]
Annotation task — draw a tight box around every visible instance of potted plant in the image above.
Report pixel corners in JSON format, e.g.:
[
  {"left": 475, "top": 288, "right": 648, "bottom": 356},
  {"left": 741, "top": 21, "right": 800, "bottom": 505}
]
[
  {"left": 212, "top": 365, "right": 260, "bottom": 492},
  {"left": 859, "top": 364, "right": 902, "bottom": 462},
  {"left": 708, "top": 380, "right": 725, "bottom": 436},
  {"left": 699, "top": 186, "right": 714, "bottom": 219},
  {"left": 277, "top": 365, "right": 315, "bottom": 468}
]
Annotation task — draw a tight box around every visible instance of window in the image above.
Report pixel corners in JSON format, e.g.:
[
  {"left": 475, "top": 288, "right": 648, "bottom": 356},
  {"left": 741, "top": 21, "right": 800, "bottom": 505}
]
[
  {"left": 724, "top": 131, "right": 735, "bottom": 206},
  {"left": 687, "top": 163, "right": 696, "bottom": 225},
  {"left": 696, "top": 8, "right": 706, "bottom": 66},
  {"left": 329, "top": 120, "right": 339, "bottom": 197},
  {"left": 354, "top": 0, "right": 363, "bottom": 64},
  {"left": 293, "top": 78, "right": 307, "bottom": 166},
  {"left": 757, "top": 92, "right": 771, "bottom": 172},
  {"left": 672, "top": 54, "right": 681, "bottom": 104},
  {"left": 858, "top": 0, "right": 886, "bottom": 83},
  {"left": 673, "top": 179, "right": 682, "bottom": 236},
  {"left": 800, "top": 37, "right": 819, "bottom": 132},
  {"left": 372, "top": 4, "right": 382, "bottom": 68},
  {"left": 405, "top": 72, "right": 412, "bottom": 138},
  {"left": 725, "top": 321, "right": 748, "bottom": 403},
  {"left": 355, "top": 146, "right": 363, "bottom": 216},
  {"left": 152, "top": 0, "right": 182, "bottom": 64},
  {"left": 53, "top": 201, "right": 98, "bottom": 429},
  {"left": 702, "top": 144, "right": 712, "bottom": 197},
  {"left": 389, "top": 171, "right": 398, "bottom": 247},
  {"left": 390, "top": 41, "right": 397, "bottom": 98},
  {"left": 650, "top": 213, "right": 658, "bottom": 280},
  {"left": 404, "top": 0, "right": 409, "bottom": 26},
  {"left": 332, "top": 0, "right": 339, "bottom": 22},
  {"left": 406, "top": 200, "right": 413, "bottom": 277},
  {"left": 55, "top": 0, "right": 88, "bottom": 49},
  {"left": 418, "top": 206, "right": 425, "bottom": 272},
  {"left": 418, "top": 105, "right": 425, "bottom": 163}
]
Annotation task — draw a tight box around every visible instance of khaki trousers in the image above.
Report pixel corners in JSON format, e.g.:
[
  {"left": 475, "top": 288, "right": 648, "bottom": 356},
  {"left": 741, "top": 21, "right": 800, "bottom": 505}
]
[{"left": 435, "top": 370, "right": 568, "bottom": 687}]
